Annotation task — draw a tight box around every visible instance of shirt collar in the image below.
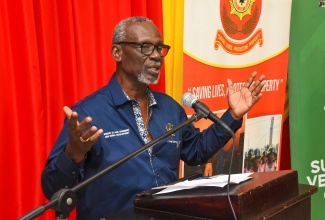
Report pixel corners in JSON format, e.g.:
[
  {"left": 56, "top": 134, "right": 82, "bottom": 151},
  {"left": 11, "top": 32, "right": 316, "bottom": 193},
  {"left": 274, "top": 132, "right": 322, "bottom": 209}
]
[{"left": 108, "top": 73, "right": 157, "bottom": 107}]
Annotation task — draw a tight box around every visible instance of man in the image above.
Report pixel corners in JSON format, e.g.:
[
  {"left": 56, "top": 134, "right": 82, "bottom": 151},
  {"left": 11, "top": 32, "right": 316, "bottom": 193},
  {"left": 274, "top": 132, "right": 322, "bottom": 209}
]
[{"left": 41, "top": 16, "right": 265, "bottom": 219}]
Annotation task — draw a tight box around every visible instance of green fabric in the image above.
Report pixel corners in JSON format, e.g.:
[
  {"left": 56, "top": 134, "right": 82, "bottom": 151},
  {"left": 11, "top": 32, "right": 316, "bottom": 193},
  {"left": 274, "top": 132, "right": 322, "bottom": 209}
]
[{"left": 289, "top": 1, "right": 325, "bottom": 219}]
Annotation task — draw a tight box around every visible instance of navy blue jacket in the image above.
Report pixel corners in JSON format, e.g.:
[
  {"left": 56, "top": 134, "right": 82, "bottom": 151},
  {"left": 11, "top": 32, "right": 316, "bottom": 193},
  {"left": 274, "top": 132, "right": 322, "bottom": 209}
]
[{"left": 41, "top": 73, "right": 242, "bottom": 219}]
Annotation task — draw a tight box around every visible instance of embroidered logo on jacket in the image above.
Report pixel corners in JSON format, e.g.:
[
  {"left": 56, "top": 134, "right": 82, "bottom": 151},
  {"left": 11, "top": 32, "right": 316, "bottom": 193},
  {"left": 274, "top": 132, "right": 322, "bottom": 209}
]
[
  {"left": 166, "top": 123, "right": 175, "bottom": 136},
  {"left": 104, "top": 129, "right": 129, "bottom": 138}
]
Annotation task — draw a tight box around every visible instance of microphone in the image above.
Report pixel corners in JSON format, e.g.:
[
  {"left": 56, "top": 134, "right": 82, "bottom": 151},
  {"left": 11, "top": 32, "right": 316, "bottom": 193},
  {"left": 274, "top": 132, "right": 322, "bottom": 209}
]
[{"left": 181, "top": 92, "right": 234, "bottom": 137}]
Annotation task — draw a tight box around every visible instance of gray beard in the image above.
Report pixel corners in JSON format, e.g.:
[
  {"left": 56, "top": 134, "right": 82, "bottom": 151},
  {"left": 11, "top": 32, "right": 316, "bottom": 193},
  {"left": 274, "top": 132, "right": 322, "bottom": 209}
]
[{"left": 138, "top": 69, "right": 159, "bottom": 85}]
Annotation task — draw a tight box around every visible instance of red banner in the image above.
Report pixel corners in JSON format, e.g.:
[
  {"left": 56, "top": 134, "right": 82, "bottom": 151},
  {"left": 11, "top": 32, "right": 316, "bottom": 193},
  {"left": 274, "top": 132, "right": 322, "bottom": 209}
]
[{"left": 181, "top": 0, "right": 292, "bottom": 177}]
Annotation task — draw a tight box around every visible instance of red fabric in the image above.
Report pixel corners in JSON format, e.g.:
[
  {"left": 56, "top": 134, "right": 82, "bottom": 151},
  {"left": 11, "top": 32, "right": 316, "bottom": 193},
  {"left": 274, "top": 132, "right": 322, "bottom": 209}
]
[
  {"left": 0, "top": 0, "right": 163, "bottom": 219},
  {"left": 280, "top": 117, "right": 291, "bottom": 170}
]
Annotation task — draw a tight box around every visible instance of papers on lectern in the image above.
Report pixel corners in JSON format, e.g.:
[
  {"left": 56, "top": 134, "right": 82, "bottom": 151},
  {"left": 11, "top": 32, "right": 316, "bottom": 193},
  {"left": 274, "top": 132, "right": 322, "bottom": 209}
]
[{"left": 153, "top": 173, "right": 252, "bottom": 195}]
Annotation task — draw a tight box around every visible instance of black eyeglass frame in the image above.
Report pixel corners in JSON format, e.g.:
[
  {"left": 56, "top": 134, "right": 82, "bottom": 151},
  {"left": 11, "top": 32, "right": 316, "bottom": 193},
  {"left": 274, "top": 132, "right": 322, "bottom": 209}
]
[{"left": 115, "top": 41, "right": 171, "bottom": 57}]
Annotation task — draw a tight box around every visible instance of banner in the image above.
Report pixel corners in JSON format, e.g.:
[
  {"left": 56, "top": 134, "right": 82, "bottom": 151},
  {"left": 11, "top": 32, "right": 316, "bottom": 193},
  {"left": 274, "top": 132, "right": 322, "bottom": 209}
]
[
  {"left": 289, "top": 1, "right": 325, "bottom": 219},
  {"left": 181, "top": 0, "right": 292, "bottom": 177}
]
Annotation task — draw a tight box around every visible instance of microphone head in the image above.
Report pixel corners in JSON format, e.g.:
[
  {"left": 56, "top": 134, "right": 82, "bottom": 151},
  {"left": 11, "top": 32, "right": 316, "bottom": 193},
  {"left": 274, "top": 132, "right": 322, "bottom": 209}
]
[{"left": 181, "top": 92, "right": 197, "bottom": 108}]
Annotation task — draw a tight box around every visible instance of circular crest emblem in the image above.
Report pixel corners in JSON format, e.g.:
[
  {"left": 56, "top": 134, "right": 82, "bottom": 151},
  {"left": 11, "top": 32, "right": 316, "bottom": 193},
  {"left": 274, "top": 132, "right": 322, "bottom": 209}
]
[{"left": 220, "top": 0, "right": 262, "bottom": 40}]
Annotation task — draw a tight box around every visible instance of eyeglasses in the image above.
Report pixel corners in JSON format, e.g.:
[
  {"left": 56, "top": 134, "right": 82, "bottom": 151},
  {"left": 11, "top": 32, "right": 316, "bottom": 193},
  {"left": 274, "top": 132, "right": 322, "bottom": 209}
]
[{"left": 116, "top": 42, "right": 170, "bottom": 57}]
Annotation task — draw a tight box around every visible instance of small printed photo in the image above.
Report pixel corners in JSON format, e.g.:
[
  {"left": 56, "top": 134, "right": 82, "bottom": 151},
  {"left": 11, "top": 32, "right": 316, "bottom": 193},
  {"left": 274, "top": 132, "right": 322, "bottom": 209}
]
[{"left": 242, "top": 115, "right": 282, "bottom": 173}]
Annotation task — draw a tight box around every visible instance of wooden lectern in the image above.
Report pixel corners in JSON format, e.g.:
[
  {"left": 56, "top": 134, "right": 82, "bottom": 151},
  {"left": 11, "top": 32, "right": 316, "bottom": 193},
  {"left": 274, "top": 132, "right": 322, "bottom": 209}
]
[{"left": 107, "top": 170, "right": 317, "bottom": 220}]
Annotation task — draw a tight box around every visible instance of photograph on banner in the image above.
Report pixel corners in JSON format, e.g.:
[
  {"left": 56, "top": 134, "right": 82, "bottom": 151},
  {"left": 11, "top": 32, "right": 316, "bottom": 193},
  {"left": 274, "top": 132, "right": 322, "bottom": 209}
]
[
  {"left": 242, "top": 115, "right": 282, "bottom": 173},
  {"left": 181, "top": 111, "right": 247, "bottom": 178}
]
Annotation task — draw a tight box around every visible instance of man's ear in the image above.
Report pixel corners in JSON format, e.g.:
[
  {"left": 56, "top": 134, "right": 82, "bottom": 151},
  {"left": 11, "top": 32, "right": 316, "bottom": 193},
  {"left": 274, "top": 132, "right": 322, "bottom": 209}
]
[{"left": 111, "top": 45, "right": 122, "bottom": 61}]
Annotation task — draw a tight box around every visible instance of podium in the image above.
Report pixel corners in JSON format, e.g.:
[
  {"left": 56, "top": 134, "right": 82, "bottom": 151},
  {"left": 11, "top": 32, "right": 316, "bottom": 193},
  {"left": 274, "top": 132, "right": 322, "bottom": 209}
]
[{"left": 107, "top": 170, "right": 317, "bottom": 220}]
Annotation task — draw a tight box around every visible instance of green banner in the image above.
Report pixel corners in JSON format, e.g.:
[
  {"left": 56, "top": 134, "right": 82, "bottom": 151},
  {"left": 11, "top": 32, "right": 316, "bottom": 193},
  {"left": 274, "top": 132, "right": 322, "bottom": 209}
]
[{"left": 289, "top": 1, "right": 325, "bottom": 219}]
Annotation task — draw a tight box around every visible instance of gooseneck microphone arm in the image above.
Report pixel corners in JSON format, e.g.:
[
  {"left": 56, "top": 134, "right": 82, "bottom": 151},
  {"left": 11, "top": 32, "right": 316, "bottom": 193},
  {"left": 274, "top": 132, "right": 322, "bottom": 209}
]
[
  {"left": 181, "top": 92, "right": 234, "bottom": 137},
  {"left": 194, "top": 101, "right": 234, "bottom": 137},
  {"left": 19, "top": 113, "right": 204, "bottom": 220}
]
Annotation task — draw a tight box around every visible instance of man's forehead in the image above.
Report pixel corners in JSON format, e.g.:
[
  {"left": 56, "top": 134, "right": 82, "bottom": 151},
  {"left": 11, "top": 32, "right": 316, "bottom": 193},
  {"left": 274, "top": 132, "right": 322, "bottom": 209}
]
[{"left": 126, "top": 22, "right": 162, "bottom": 41}]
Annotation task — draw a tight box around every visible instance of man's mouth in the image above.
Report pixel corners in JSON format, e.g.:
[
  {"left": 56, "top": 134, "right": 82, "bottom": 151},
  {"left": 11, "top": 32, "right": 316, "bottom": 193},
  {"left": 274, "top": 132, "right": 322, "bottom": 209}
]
[{"left": 147, "top": 66, "right": 161, "bottom": 75}]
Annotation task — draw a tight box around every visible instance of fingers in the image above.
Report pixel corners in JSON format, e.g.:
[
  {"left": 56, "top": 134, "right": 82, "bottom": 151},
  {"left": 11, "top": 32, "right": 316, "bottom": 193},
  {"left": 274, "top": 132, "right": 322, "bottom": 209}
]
[
  {"left": 226, "top": 78, "right": 235, "bottom": 96},
  {"left": 243, "top": 71, "right": 257, "bottom": 88},
  {"left": 63, "top": 106, "right": 73, "bottom": 119},
  {"left": 64, "top": 106, "right": 79, "bottom": 131},
  {"left": 80, "top": 126, "right": 103, "bottom": 143},
  {"left": 250, "top": 74, "right": 266, "bottom": 97},
  {"left": 63, "top": 106, "right": 103, "bottom": 142},
  {"left": 63, "top": 106, "right": 104, "bottom": 164},
  {"left": 242, "top": 72, "right": 265, "bottom": 96},
  {"left": 227, "top": 78, "right": 233, "bottom": 88},
  {"left": 228, "top": 72, "right": 265, "bottom": 98},
  {"left": 78, "top": 116, "right": 92, "bottom": 132},
  {"left": 72, "top": 115, "right": 98, "bottom": 142}
]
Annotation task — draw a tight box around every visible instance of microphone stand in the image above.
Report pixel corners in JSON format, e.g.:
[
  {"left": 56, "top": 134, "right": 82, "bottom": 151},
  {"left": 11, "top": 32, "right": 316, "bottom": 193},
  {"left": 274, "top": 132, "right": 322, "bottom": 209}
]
[
  {"left": 192, "top": 106, "right": 237, "bottom": 220},
  {"left": 18, "top": 113, "right": 204, "bottom": 220}
]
